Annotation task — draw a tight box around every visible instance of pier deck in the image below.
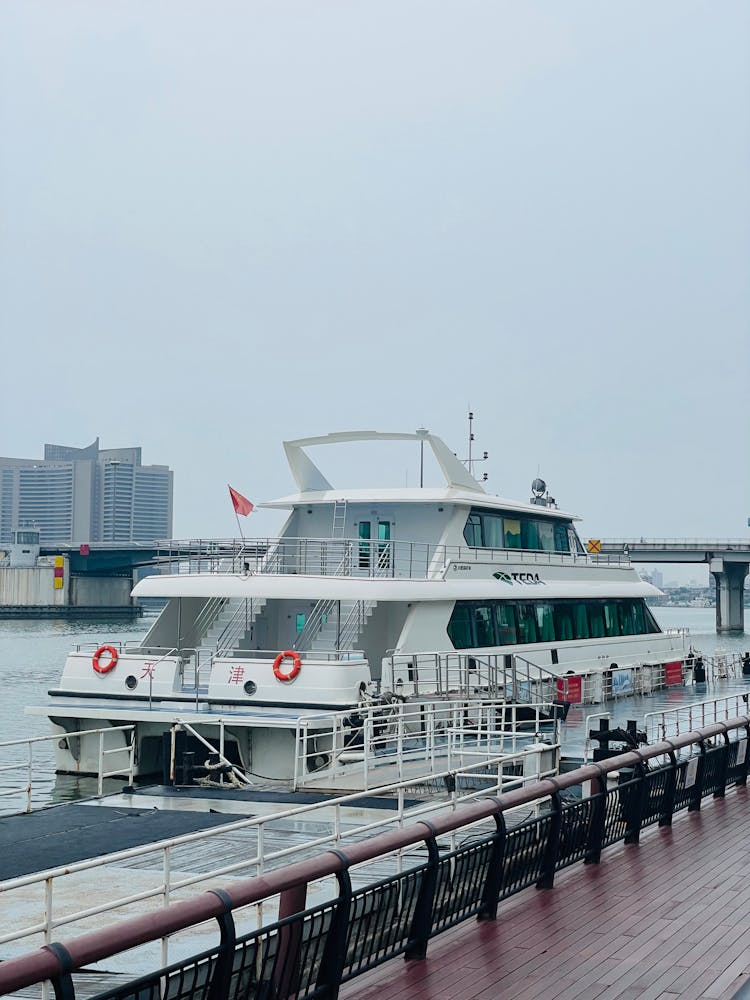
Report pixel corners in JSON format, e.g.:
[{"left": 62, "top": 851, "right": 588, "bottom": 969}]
[{"left": 340, "top": 784, "right": 750, "bottom": 1000}]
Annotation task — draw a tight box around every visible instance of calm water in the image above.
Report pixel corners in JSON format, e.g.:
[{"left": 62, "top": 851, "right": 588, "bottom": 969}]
[{"left": 0, "top": 608, "right": 746, "bottom": 810}]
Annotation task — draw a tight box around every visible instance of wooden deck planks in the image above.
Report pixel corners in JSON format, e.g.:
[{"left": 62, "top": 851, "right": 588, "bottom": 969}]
[{"left": 340, "top": 786, "right": 750, "bottom": 1000}]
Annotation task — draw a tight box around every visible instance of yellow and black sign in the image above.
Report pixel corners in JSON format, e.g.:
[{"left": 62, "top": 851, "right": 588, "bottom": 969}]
[{"left": 586, "top": 539, "right": 602, "bottom": 554}]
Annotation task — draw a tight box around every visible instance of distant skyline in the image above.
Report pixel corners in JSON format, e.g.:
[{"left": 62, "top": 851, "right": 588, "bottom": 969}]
[{"left": 1, "top": 2, "right": 748, "bottom": 591}]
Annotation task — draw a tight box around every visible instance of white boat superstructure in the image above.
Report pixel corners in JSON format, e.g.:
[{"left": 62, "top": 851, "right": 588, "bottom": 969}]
[{"left": 33, "top": 430, "right": 690, "bottom": 783}]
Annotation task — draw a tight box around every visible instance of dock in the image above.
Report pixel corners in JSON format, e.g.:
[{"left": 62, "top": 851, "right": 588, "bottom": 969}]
[{"left": 339, "top": 785, "right": 750, "bottom": 1000}]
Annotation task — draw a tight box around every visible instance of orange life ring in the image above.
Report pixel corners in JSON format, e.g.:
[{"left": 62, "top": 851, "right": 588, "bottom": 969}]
[
  {"left": 92, "top": 645, "right": 118, "bottom": 674},
  {"left": 273, "top": 650, "right": 301, "bottom": 682}
]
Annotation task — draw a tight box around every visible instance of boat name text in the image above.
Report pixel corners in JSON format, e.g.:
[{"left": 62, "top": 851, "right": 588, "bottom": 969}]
[{"left": 492, "top": 571, "right": 544, "bottom": 585}]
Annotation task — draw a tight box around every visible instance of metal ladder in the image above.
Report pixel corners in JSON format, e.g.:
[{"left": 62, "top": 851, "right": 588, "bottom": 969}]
[{"left": 332, "top": 500, "right": 347, "bottom": 537}]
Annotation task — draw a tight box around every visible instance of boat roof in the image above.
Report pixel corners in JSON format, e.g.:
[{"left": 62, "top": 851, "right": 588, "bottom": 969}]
[
  {"left": 262, "top": 431, "right": 576, "bottom": 519},
  {"left": 133, "top": 574, "right": 658, "bottom": 602},
  {"left": 261, "top": 487, "right": 576, "bottom": 519}
]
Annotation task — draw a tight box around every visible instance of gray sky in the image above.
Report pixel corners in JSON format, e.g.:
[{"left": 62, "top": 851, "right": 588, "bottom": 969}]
[{"left": 1, "top": 2, "right": 748, "bottom": 579}]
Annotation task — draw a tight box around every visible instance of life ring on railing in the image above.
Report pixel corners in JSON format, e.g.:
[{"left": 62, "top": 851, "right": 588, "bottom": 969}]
[
  {"left": 273, "top": 650, "right": 301, "bottom": 682},
  {"left": 92, "top": 645, "right": 119, "bottom": 674}
]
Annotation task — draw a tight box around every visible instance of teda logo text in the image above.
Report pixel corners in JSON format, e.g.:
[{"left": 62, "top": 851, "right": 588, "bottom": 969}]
[{"left": 493, "top": 571, "right": 543, "bottom": 585}]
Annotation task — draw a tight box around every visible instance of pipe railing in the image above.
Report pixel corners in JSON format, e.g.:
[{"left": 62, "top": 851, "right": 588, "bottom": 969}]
[
  {"left": 0, "top": 725, "right": 135, "bottom": 814},
  {"left": 0, "top": 716, "right": 747, "bottom": 998},
  {"left": 153, "top": 535, "right": 627, "bottom": 578}
]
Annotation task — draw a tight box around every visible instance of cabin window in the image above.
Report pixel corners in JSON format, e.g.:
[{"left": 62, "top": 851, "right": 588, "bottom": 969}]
[
  {"left": 516, "top": 604, "right": 538, "bottom": 643},
  {"left": 569, "top": 527, "right": 585, "bottom": 554},
  {"left": 643, "top": 605, "right": 661, "bottom": 634},
  {"left": 521, "top": 518, "right": 539, "bottom": 550},
  {"left": 483, "top": 514, "right": 504, "bottom": 549},
  {"left": 553, "top": 604, "right": 574, "bottom": 641},
  {"left": 573, "top": 603, "right": 590, "bottom": 639},
  {"left": 447, "top": 604, "right": 473, "bottom": 648},
  {"left": 463, "top": 513, "right": 482, "bottom": 547},
  {"left": 473, "top": 605, "right": 494, "bottom": 646},
  {"left": 619, "top": 601, "right": 638, "bottom": 635},
  {"left": 447, "top": 598, "right": 659, "bottom": 649},
  {"left": 504, "top": 518, "right": 521, "bottom": 548},
  {"left": 358, "top": 522, "right": 371, "bottom": 568},
  {"left": 554, "top": 522, "right": 570, "bottom": 553},
  {"left": 538, "top": 522, "right": 555, "bottom": 552},
  {"left": 462, "top": 507, "right": 575, "bottom": 554},
  {"left": 603, "top": 602, "right": 621, "bottom": 637},
  {"left": 535, "top": 603, "right": 555, "bottom": 641},
  {"left": 588, "top": 604, "right": 606, "bottom": 638},
  {"left": 495, "top": 603, "right": 517, "bottom": 644},
  {"left": 377, "top": 522, "right": 391, "bottom": 570}
]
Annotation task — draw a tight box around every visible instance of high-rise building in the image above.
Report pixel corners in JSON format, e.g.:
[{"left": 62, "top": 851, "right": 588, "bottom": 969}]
[{"left": 0, "top": 439, "right": 173, "bottom": 545}]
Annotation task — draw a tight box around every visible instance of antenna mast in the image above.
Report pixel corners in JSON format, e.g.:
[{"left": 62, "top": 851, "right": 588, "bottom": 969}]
[{"left": 464, "top": 409, "right": 488, "bottom": 482}]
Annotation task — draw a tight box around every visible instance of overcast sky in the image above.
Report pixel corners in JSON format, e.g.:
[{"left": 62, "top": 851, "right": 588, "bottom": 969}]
[{"left": 1, "top": 2, "right": 748, "bottom": 583}]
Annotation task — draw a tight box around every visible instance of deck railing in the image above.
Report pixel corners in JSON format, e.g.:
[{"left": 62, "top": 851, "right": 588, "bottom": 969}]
[
  {"left": 0, "top": 743, "right": 557, "bottom": 979},
  {"left": 1, "top": 716, "right": 748, "bottom": 999},
  {"left": 154, "top": 535, "right": 627, "bottom": 578},
  {"left": 0, "top": 725, "right": 135, "bottom": 813}
]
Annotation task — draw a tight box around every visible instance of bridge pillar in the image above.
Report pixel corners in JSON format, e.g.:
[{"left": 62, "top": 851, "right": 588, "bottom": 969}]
[{"left": 710, "top": 560, "right": 748, "bottom": 633}]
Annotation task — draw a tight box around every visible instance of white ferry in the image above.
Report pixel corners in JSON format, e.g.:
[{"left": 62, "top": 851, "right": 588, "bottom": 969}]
[{"left": 33, "top": 430, "right": 690, "bottom": 783}]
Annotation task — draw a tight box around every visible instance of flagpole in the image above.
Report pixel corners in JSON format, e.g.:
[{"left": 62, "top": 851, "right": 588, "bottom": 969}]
[
  {"left": 234, "top": 509, "right": 245, "bottom": 543},
  {"left": 229, "top": 484, "right": 246, "bottom": 547}
]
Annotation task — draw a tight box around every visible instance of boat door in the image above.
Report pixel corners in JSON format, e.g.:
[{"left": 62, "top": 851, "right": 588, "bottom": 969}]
[{"left": 358, "top": 520, "right": 392, "bottom": 574}]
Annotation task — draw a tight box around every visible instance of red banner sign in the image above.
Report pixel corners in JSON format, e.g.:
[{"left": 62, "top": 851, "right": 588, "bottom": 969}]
[
  {"left": 557, "top": 675, "right": 582, "bottom": 703},
  {"left": 664, "top": 661, "right": 683, "bottom": 686}
]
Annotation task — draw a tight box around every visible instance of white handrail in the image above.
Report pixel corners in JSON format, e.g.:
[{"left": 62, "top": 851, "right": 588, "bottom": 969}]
[
  {"left": 0, "top": 741, "right": 559, "bottom": 962},
  {"left": 0, "top": 726, "right": 135, "bottom": 813}
]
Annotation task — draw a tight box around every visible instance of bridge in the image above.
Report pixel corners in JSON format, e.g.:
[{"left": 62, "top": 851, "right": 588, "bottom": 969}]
[{"left": 598, "top": 538, "right": 750, "bottom": 633}]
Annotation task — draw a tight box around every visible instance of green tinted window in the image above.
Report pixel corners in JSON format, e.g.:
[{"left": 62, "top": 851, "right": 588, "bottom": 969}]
[
  {"left": 573, "top": 603, "right": 590, "bottom": 639},
  {"left": 554, "top": 522, "right": 570, "bottom": 552},
  {"left": 535, "top": 603, "right": 555, "bottom": 641},
  {"left": 589, "top": 604, "right": 606, "bottom": 637},
  {"left": 504, "top": 518, "right": 521, "bottom": 548},
  {"left": 516, "top": 604, "right": 538, "bottom": 643},
  {"left": 473, "top": 605, "right": 494, "bottom": 646},
  {"left": 358, "top": 521, "right": 371, "bottom": 568},
  {"left": 521, "top": 519, "right": 539, "bottom": 549},
  {"left": 553, "top": 604, "right": 574, "bottom": 641},
  {"left": 495, "top": 604, "right": 517, "bottom": 644},
  {"left": 603, "top": 603, "right": 621, "bottom": 637},
  {"left": 447, "top": 598, "right": 658, "bottom": 649},
  {"left": 447, "top": 605, "right": 473, "bottom": 648}
]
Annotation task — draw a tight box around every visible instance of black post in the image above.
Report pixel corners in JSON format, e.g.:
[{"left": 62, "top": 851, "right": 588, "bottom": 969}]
[
  {"left": 622, "top": 763, "right": 647, "bottom": 845},
  {"left": 45, "top": 942, "right": 77, "bottom": 1000},
  {"left": 181, "top": 751, "right": 195, "bottom": 786},
  {"left": 736, "top": 723, "right": 750, "bottom": 787},
  {"left": 536, "top": 787, "right": 563, "bottom": 890},
  {"left": 207, "top": 889, "right": 237, "bottom": 1000},
  {"left": 659, "top": 747, "right": 678, "bottom": 828},
  {"left": 584, "top": 765, "right": 607, "bottom": 864},
  {"left": 688, "top": 742, "right": 706, "bottom": 813},
  {"left": 478, "top": 809, "right": 507, "bottom": 920},
  {"left": 405, "top": 822, "right": 441, "bottom": 960},
  {"left": 315, "top": 851, "right": 353, "bottom": 1000},
  {"left": 714, "top": 732, "right": 730, "bottom": 799}
]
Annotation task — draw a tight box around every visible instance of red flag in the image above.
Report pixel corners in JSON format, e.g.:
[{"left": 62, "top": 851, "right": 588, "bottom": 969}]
[{"left": 228, "top": 485, "right": 254, "bottom": 516}]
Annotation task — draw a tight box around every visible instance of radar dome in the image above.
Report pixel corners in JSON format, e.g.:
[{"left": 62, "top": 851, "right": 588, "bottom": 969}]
[{"left": 531, "top": 478, "right": 546, "bottom": 497}]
